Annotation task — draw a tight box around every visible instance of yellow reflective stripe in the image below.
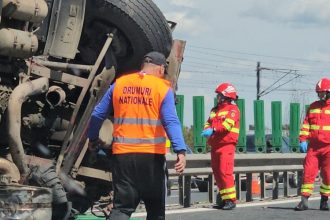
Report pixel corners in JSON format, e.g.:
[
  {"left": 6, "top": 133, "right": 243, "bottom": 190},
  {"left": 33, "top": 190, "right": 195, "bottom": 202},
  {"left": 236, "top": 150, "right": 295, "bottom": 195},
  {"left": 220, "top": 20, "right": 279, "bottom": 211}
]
[
  {"left": 323, "top": 126, "right": 330, "bottom": 131},
  {"left": 325, "top": 110, "right": 330, "bottom": 114},
  {"left": 220, "top": 186, "right": 236, "bottom": 194},
  {"left": 225, "top": 118, "right": 235, "bottom": 126},
  {"left": 302, "top": 183, "right": 314, "bottom": 188},
  {"left": 217, "top": 111, "right": 228, "bottom": 116},
  {"left": 204, "top": 122, "right": 210, "bottom": 129},
  {"left": 210, "top": 112, "right": 216, "bottom": 118},
  {"left": 321, "top": 184, "right": 330, "bottom": 190},
  {"left": 320, "top": 188, "right": 330, "bottom": 194},
  {"left": 221, "top": 193, "right": 236, "bottom": 200},
  {"left": 302, "top": 124, "right": 310, "bottom": 129},
  {"left": 165, "top": 139, "right": 170, "bottom": 148},
  {"left": 231, "top": 128, "right": 240, "bottom": 134},
  {"left": 310, "top": 109, "right": 322, "bottom": 113},
  {"left": 301, "top": 188, "right": 313, "bottom": 193},
  {"left": 222, "top": 121, "right": 231, "bottom": 130},
  {"left": 310, "top": 125, "right": 320, "bottom": 130},
  {"left": 299, "top": 131, "right": 310, "bottom": 136}
]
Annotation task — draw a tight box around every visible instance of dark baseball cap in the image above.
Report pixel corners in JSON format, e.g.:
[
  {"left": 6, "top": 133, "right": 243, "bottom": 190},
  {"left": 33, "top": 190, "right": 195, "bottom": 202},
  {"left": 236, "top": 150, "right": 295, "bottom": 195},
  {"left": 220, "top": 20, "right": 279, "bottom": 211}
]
[{"left": 143, "top": 51, "right": 167, "bottom": 66}]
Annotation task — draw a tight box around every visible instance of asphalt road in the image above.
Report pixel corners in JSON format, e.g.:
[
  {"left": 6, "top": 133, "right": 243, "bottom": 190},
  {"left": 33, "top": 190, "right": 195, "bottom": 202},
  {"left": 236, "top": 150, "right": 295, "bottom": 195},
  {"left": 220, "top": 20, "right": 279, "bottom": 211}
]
[{"left": 132, "top": 197, "right": 330, "bottom": 220}]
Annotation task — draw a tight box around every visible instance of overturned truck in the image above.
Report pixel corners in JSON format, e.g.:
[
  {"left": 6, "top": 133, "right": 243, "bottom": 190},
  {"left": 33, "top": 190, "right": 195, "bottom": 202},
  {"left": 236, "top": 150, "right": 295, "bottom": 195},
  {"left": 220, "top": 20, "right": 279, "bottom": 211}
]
[{"left": 0, "top": 0, "right": 185, "bottom": 219}]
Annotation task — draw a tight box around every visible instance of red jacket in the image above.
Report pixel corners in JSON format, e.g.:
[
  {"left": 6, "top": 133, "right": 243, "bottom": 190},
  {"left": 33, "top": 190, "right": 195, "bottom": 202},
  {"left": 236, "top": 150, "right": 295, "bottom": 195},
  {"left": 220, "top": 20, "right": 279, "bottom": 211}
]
[
  {"left": 299, "top": 99, "right": 330, "bottom": 148},
  {"left": 204, "top": 102, "right": 240, "bottom": 147}
]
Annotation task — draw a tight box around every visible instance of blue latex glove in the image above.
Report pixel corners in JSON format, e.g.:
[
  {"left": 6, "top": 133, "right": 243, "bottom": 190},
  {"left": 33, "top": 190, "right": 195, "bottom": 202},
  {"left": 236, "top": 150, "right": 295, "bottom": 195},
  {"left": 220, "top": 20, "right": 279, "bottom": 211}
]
[
  {"left": 300, "top": 141, "right": 308, "bottom": 153},
  {"left": 201, "top": 128, "right": 214, "bottom": 137}
]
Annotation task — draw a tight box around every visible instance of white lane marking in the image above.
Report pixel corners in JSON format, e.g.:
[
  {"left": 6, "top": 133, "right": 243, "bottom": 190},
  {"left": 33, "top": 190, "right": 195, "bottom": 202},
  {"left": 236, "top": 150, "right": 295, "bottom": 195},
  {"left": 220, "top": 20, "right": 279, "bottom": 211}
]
[
  {"left": 132, "top": 196, "right": 321, "bottom": 217},
  {"left": 237, "top": 196, "right": 320, "bottom": 208}
]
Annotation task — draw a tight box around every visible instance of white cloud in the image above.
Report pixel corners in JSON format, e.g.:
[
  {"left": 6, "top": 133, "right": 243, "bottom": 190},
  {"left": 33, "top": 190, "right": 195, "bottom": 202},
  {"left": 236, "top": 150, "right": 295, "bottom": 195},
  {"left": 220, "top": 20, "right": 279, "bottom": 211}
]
[
  {"left": 243, "top": 0, "right": 330, "bottom": 27},
  {"left": 163, "top": 11, "right": 209, "bottom": 36},
  {"left": 169, "top": 0, "right": 196, "bottom": 8},
  {"left": 308, "top": 51, "right": 330, "bottom": 63}
]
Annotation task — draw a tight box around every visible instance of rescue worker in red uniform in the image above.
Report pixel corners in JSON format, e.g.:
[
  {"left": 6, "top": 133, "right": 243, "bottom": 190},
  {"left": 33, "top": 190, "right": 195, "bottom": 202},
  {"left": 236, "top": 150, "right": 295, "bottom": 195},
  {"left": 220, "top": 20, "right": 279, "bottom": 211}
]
[
  {"left": 201, "top": 83, "right": 240, "bottom": 210},
  {"left": 295, "top": 77, "right": 330, "bottom": 211}
]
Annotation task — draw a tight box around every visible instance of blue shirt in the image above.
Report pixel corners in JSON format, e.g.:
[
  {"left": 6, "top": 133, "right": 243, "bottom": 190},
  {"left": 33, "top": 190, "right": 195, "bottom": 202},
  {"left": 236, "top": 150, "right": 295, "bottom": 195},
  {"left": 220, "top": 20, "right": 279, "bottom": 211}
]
[{"left": 88, "top": 82, "right": 186, "bottom": 153}]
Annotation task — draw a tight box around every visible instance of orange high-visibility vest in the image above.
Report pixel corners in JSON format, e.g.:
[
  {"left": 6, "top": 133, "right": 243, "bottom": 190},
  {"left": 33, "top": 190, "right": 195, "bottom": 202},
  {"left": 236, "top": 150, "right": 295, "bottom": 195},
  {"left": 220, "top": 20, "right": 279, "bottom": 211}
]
[{"left": 112, "top": 72, "right": 170, "bottom": 154}]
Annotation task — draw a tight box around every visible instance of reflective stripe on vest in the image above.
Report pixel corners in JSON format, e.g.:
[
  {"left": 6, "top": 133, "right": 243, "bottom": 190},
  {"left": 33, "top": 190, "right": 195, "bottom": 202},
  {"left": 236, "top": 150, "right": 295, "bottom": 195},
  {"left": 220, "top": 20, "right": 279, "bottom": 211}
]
[
  {"left": 310, "top": 109, "right": 322, "bottom": 113},
  {"left": 300, "top": 131, "right": 310, "bottom": 136},
  {"left": 231, "top": 127, "right": 240, "bottom": 134},
  {"left": 217, "top": 111, "right": 228, "bottom": 116},
  {"left": 222, "top": 117, "right": 239, "bottom": 134},
  {"left": 302, "top": 124, "right": 310, "bottom": 129},
  {"left": 114, "top": 118, "right": 162, "bottom": 126},
  {"left": 210, "top": 112, "right": 216, "bottom": 118},
  {"left": 325, "top": 110, "right": 330, "bottom": 114},
  {"left": 310, "top": 125, "right": 320, "bottom": 130},
  {"left": 310, "top": 125, "right": 330, "bottom": 131},
  {"left": 113, "top": 137, "right": 166, "bottom": 144}
]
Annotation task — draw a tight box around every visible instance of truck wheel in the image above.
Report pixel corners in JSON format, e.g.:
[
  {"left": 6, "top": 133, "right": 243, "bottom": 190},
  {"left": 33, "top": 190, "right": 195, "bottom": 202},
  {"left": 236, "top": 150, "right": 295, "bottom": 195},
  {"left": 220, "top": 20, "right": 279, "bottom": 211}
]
[
  {"left": 289, "top": 172, "right": 298, "bottom": 188},
  {"left": 27, "top": 165, "right": 69, "bottom": 220},
  {"left": 195, "top": 178, "right": 209, "bottom": 192},
  {"left": 78, "top": 0, "right": 173, "bottom": 74}
]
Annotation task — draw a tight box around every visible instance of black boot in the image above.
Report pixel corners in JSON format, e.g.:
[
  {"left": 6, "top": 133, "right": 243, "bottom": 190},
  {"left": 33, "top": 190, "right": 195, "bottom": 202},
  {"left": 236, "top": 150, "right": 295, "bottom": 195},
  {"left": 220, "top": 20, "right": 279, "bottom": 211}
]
[
  {"left": 222, "top": 200, "right": 236, "bottom": 210},
  {"left": 295, "top": 196, "right": 309, "bottom": 211},
  {"left": 320, "top": 196, "right": 329, "bottom": 211},
  {"left": 213, "top": 194, "right": 225, "bottom": 209}
]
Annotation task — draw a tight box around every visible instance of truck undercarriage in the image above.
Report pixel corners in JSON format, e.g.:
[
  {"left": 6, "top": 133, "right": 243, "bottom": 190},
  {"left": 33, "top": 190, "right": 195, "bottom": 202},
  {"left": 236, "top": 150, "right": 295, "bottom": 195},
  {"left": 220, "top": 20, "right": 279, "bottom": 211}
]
[{"left": 0, "top": 0, "right": 185, "bottom": 219}]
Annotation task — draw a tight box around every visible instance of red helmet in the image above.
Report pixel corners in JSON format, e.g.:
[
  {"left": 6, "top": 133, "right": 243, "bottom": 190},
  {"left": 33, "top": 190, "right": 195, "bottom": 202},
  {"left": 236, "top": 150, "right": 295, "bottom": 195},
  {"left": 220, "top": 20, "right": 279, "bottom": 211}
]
[
  {"left": 316, "top": 78, "right": 330, "bottom": 92},
  {"left": 215, "top": 83, "right": 237, "bottom": 100}
]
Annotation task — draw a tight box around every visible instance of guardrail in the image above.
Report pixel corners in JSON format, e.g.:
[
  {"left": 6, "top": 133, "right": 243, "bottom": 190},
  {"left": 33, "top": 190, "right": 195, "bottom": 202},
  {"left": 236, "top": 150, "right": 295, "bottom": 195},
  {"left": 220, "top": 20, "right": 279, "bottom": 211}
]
[{"left": 166, "top": 153, "right": 306, "bottom": 207}]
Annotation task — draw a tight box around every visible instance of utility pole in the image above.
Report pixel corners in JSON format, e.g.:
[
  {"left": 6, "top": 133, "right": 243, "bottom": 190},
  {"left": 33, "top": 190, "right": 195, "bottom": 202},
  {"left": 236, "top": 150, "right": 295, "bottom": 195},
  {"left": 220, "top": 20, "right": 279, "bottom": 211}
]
[{"left": 256, "top": 62, "right": 260, "bottom": 100}]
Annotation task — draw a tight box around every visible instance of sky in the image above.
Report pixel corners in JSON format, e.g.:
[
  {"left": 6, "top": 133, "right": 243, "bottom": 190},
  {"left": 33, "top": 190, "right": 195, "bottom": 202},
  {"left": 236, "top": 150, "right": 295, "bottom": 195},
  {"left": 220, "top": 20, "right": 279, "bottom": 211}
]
[{"left": 153, "top": 0, "right": 330, "bottom": 130}]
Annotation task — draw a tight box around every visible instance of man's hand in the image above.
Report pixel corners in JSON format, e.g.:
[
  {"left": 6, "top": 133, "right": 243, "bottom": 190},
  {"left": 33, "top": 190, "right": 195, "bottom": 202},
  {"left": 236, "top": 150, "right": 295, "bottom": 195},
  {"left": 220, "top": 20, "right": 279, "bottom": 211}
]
[
  {"left": 201, "top": 128, "right": 213, "bottom": 137},
  {"left": 88, "top": 138, "right": 106, "bottom": 151},
  {"left": 300, "top": 141, "right": 308, "bottom": 153},
  {"left": 175, "top": 153, "right": 186, "bottom": 174}
]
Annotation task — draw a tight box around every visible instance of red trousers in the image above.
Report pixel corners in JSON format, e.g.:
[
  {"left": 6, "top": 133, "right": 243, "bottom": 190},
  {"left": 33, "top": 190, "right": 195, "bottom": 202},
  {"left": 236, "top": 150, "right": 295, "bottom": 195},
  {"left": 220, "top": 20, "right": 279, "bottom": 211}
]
[
  {"left": 301, "top": 145, "right": 330, "bottom": 197},
  {"left": 211, "top": 144, "right": 236, "bottom": 201}
]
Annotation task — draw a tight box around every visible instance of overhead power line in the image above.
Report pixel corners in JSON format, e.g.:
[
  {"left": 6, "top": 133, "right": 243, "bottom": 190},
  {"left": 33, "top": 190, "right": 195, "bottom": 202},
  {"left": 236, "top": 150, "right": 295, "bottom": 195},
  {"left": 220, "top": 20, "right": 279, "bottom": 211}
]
[{"left": 189, "top": 45, "right": 330, "bottom": 64}]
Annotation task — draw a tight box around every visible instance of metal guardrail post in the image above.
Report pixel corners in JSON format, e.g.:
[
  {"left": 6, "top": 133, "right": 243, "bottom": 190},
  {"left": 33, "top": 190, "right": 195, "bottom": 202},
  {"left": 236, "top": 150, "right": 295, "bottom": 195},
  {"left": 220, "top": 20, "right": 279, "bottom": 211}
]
[
  {"left": 272, "top": 172, "right": 279, "bottom": 199},
  {"left": 193, "top": 96, "right": 206, "bottom": 153},
  {"left": 167, "top": 153, "right": 305, "bottom": 206},
  {"left": 235, "top": 174, "right": 242, "bottom": 200},
  {"left": 246, "top": 173, "right": 253, "bottom": 202},
  {"left": 236, "top": 99, "right": 246, "bottom": 153},
  {"left": 271, "top": 101, "right": 282, "bottom": 152},
  {"left": 260, "top": 172, "right": 266, "bottom": 199},
  {"left": 178, "top": 176, "right": 184, "bottom": 206},
  {"left": 283, "top": 171, "right": 289, "bottom": 197},
  {"left": 289, "top": 103, "right": 300, "bottom": 153},
  {"left": 254, "top": 100, "right": 266, "bottom": 153},
  {"left": 179, "top": 175, "right": 191, "bottom": 208},
  {"left": 208, "top": 174, "right": 215, "bottom": 204},
  {"left": 297, "top": 170, "right": 303, "bottom": 195}
]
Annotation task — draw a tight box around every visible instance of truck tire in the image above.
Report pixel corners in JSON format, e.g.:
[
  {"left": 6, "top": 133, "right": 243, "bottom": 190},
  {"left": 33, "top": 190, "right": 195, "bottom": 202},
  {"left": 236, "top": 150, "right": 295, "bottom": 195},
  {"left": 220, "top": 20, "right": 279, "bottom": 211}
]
[
  {"left": 78, "top": 0, "right": 173, "bottom": 74},
  {"left": 27, "top": 164, "right": 69, "bottom": 220}
]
